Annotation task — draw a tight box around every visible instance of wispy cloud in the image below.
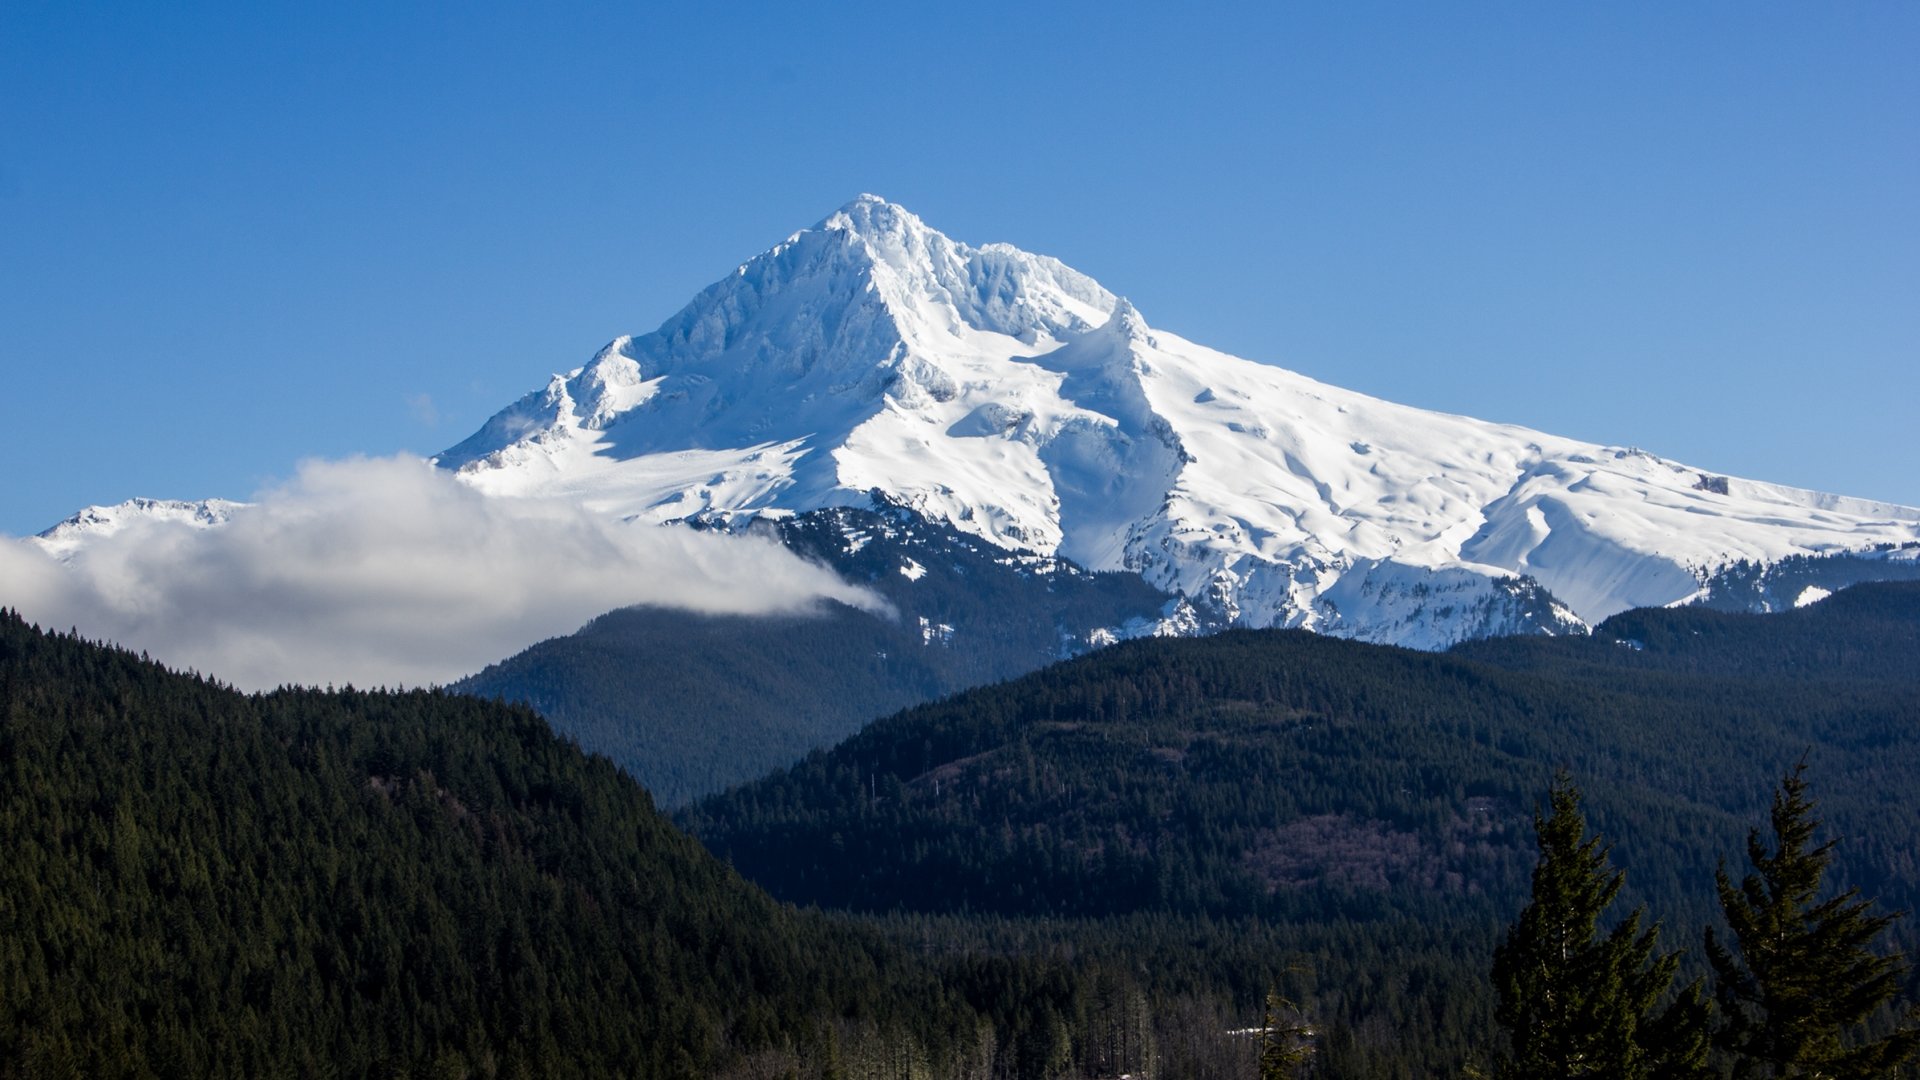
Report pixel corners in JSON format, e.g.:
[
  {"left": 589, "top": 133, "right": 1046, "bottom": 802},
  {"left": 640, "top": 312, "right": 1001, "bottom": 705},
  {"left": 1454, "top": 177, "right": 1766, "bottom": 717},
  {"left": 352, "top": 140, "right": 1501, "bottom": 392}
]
[
  {"left": 0, "top": 456, "right": 883, "bottom": 691},
  {"left": 406, "top": 392, "right": 440, "bottom": 428}
]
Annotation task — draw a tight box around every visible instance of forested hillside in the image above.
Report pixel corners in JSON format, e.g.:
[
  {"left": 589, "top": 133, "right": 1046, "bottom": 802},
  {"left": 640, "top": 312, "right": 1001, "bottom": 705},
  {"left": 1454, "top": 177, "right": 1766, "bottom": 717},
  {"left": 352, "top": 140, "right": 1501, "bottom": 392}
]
[
  {"left": 687, "top": 583, "right": 1920, "bottom": 923},
  {"left": 685, "top": 582, "right": 1920, "bottom": 1074},
  {"left": 0, "top": 609, "right": 1000, "bottom": 1078},
  {"left": 1457, "top": 572, "right": 1920, "bottom": 678}
]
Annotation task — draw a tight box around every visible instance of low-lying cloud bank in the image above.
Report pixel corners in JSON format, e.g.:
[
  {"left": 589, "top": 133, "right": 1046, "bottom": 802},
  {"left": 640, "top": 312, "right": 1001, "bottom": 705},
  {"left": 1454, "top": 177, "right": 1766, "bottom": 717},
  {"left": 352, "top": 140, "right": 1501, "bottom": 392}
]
[{"left": 0, "top": 456, "right": 884, "bottom": 691}]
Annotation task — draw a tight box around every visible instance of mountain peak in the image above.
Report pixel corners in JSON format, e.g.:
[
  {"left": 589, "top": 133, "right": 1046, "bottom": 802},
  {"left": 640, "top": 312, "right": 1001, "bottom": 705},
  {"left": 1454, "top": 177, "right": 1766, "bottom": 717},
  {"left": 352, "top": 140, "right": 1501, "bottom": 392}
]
[
  {"left": 1102, "top": 298, "right": 1153, "bottom": 345},
  {"left": 818, "top": 194, "right": 944, "bottom": 275},
  {"left": 434, "top": 202, "right": 1920, "bottom": 648},
  {"left": 823, "top": 192, "right": 912, "bottom": 227}
]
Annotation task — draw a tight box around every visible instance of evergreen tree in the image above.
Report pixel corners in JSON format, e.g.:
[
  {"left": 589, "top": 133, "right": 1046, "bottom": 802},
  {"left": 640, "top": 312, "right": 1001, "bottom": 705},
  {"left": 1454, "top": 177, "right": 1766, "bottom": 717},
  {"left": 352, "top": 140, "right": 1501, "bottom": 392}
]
[
  {"left": 1706, "top": 763, "right": 1920, "bottom": 1078},
  {"left": 1259, "top": 986, "right": 1313, "bottom": 1079},
  {"left": 1490, "top": 775, "right": 1690, "bottom": 1079},
  {"left": 1644, "top": 978, "right": 1715, "bottom": 1080}
]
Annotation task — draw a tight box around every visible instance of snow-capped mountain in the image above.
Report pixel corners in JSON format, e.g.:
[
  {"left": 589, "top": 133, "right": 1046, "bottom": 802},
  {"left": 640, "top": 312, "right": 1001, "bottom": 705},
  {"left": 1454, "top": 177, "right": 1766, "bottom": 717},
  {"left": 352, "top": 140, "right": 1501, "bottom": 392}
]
[
  {"left": 434, "top": 195, "right": 1920, "bottom": 647},
  {"left": 34, "top": 498, "right": 246, "bottom": 562}
]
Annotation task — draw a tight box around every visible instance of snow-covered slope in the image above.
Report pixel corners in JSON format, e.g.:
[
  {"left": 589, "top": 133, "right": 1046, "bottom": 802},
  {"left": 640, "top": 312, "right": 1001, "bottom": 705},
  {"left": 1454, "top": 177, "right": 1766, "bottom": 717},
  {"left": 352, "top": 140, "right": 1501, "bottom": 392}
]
[
  {"left": 33, "top": 498, "right": 247, "bottom": 561},
  {"left": 436, "top": 195, "right": 1920, "bottom": 647}
]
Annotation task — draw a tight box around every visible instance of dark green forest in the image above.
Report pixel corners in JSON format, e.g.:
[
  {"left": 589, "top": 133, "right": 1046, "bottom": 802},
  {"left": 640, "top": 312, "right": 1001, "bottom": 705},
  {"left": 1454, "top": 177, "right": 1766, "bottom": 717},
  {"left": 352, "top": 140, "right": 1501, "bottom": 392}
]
[
  {"left": 0, "top": 607, "right": 1382, "bottom": 1079},
  {"left": 6, "top": 582, "right": 1919, "bottom": 1077},
  {"left": 686, "top": 582, "right": 1920, "bottom": 1074},
  {"left": 0, "top": 609, "right": 1013, "bottom": 1077},
  {"left": 688, "top": 583, "right": 1920, "bottom": 924}
]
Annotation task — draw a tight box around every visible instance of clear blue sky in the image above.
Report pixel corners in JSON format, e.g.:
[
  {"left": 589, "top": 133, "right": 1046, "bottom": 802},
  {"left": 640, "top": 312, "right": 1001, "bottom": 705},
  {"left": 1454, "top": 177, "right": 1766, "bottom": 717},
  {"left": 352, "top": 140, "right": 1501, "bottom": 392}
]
[{"left": 3, "top": 2, "right": 1915, "bottom": 536}]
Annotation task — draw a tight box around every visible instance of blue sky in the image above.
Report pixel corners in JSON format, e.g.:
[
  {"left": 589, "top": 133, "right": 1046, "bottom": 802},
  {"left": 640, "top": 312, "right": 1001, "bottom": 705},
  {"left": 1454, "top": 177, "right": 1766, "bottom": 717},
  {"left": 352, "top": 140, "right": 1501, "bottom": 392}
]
[{"left": 3, "top": 2, "right": 1915, "bottom": 536}]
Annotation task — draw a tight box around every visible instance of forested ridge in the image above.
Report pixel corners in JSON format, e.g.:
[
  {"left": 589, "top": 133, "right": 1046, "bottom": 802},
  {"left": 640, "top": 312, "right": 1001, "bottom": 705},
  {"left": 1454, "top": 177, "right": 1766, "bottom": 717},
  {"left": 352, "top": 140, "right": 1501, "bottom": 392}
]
[
  {"left": 686, "top": 583, "right": 1920, "bottom": 925},
  {"left": 685, "top": 581, "right": 1920, "bottom": 1074},
  {"left": 0, "top": 609, "right": 1006, "bottom": 1078}
]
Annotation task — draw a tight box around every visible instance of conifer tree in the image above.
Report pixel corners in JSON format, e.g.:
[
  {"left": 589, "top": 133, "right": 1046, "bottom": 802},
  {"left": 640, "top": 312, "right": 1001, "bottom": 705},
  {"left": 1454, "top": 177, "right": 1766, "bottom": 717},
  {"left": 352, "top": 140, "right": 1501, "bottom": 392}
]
[
  {"left": 1644, "top": 978, "right": 1715, "bottom": 1080},
  {"left": 1258, "top": 986, "right": 1313, "bottom": 1079},
  {"left": 1491, "top": 774, "right": 1696, "bottom": 1079},
  {"left": 1706, "top": 763, "right": 1920, "bottom": 1078}
]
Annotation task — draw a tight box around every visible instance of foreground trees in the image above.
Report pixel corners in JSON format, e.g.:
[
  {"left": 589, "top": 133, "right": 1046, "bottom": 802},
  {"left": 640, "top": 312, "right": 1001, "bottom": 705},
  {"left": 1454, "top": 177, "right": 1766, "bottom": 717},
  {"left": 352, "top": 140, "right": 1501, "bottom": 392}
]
[
  {"left": 1488, "top": 776, "right": 1705, "bottom": 1078},
  {"left": 1707, "top": 763, "right": 1920, "bottom": 1078},
  {"left": 1495, "top": 767, "right": 1918, "bottom": 1079}
]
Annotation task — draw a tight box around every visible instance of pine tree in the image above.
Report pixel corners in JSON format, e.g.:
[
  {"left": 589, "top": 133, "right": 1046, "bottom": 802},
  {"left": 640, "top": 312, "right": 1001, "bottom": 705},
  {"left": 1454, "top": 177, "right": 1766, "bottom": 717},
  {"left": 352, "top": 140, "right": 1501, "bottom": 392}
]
[
  {"left": 1490, "top": 774, "right": 1695, "bottom": 1079},
  {"left": 1258, "top": 986, "right": 1312, "bottom": 1079},
  {"left": 1644, "top": 977, "right": 1715, "bottom": 1080},
  {"left": 1706, "top": 763, "right": 1920, "bottom": 1078}
]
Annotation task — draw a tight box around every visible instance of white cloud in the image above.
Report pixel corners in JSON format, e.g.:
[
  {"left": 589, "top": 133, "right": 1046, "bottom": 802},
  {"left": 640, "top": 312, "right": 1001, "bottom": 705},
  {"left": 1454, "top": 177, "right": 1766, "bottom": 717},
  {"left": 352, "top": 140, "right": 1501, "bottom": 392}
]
[{"left": 0, "top": 456, "right": 885, "bottom": 691}]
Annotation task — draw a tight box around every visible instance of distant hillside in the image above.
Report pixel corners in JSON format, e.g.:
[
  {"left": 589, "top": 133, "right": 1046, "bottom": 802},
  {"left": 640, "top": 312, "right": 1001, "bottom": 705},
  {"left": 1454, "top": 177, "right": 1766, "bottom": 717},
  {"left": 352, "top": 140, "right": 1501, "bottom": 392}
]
[
  {"left": 685, "top": 580, "right": 1920, "bottom": 952},
  {"left": 1687, "top": 546, "right": 1920, "bottom": 614},
  {"left": 1455, "top": 574, "right": 1920, "bottom": 678},
  {"left": 455, "top": 506, "right": 1170, "bottom": 806}
]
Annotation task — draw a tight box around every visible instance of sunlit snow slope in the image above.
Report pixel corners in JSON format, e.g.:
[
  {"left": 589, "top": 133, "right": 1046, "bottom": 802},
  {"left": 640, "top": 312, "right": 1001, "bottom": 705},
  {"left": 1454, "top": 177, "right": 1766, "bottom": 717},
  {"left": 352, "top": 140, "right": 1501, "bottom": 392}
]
[
  {"left": 33, "top": 498, "right": 246, "bottom": 561},
  {"left": 433, "top": 196, "right": 1920, "bottom": 646}
]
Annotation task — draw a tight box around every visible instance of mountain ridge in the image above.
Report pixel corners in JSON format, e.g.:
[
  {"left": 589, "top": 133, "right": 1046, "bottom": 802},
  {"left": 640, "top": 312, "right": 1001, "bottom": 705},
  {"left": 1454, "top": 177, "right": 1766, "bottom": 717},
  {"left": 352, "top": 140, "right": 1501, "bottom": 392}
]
[{"left": 682, "top": 580, "right": 1920, "bottom": 927}]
